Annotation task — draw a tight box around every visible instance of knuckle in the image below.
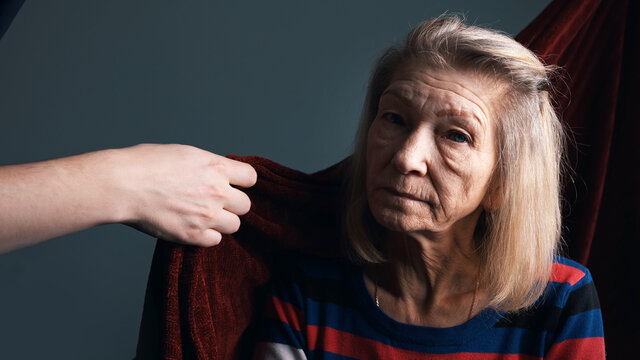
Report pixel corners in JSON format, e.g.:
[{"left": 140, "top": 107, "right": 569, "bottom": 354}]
[
  {"left": 197, "top": 207, "right": 215, "bottom": 221},
  {"left": 182, "top": 228, "right": 200, "bottom": 243},
  {"left": 207, "top": 184, "right": 226, "bottom": 201},
  {"left": 208, "top": 158, "right": 227, "bottom": 173}
]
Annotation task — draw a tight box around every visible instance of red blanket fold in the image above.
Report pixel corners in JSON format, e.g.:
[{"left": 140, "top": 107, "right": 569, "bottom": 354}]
[
  {"left": 136, "top": 156, "right": 348, "bottom": 359},
  {"left": 136, "top": 0, "right": 639, "bottom": 358}
]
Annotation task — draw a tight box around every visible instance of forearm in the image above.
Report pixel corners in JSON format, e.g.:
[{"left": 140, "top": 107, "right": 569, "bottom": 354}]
[
  {"left": 0, "top": 150, "right": 128, "bottom": 253},
  {"left": 0, "top": 143, "right": 256, "bottom": 253}
]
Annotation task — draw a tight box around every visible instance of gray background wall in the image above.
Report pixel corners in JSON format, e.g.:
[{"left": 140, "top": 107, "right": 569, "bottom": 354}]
[{"left": 0, "top": 1, "right": 550, "bottom": 358}]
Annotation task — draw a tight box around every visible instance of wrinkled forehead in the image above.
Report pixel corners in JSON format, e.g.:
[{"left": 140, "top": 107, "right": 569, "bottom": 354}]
[{"left": 383, "top": 60, "right": 507, "bottom": 123}]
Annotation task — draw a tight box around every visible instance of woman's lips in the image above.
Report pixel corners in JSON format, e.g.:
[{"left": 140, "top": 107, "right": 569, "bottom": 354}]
[{"left": 383, "top": 187, "right": 425, "bottom": 202}]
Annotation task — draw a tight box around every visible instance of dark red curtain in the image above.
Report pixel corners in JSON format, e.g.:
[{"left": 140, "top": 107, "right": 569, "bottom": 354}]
[
  {"left": 517, "top": 0, "right": 639, "bottom": 358},
  {"left": 136, "top": 0, "right": 638, "bottom": 358}
]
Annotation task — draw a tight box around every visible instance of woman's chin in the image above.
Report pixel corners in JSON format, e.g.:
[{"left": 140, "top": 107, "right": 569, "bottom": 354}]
[{"left": 371, "top": 208, "right": 437, "bottom": 234}]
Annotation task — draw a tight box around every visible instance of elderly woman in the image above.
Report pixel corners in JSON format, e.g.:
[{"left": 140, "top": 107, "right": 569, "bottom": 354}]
[{"left": 253, "top": 17, "right": 605, "bottom": 359}]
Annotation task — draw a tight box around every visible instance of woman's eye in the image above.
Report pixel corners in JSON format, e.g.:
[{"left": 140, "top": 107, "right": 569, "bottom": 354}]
[
  {"left": 446, "top": 131, "right": 471, "bottom": 143},
  {"left": 382, "top": 112, "right": 404, "bottom": 125}
]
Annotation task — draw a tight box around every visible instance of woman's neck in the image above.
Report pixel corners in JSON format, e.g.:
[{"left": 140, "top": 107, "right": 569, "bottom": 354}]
[{"left": 365, "top": 227, "right": 484, "bottom": 327}]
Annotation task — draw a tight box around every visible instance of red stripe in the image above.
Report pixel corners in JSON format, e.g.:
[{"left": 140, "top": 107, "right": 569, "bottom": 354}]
[
  {"left": 307, "top": 325, "right": 540, "bottom": 359},
  {"left": 550, "top": 263, "right": 585, "bottom": 285},
  {"left": 545, "top": 337, "right": 605, "bottom": 360},
  {"left": 267, "top": 296, "right": 305, "bottom": 332}
]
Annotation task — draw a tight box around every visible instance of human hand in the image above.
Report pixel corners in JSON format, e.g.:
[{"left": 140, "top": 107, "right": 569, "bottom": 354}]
[{"left": 109, "top": 144, "right": 257, "bottom": 246}]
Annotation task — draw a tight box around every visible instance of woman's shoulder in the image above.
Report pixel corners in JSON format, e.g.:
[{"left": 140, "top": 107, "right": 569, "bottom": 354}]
[
  {"left": 550, "top": 255, "right": 594, "bottom": 288},
  {"left": 496, "top": 255, "right": 599, "bottom": 323},
  {"left": 492, "top": 255, "right": 600, "bottom": 333},
  {"left": 536, "top": 255, "right": 598, "bottom": 310},
  {"left": 537, "top": 255, "right": 600, "bottom": 318}
]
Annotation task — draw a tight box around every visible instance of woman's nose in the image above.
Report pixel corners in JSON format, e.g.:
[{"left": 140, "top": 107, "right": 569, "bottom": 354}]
[{"left": 391, "top": 130, "right": 430, "bottom": 176}]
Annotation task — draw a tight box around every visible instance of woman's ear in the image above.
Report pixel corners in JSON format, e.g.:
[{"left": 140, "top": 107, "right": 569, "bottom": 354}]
[{"left": 482, "top": 181, "right": 503, "bottom": 212}]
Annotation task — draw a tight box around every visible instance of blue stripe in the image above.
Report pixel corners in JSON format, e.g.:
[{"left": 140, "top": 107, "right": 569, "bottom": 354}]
[
  {"left": 303, "top": 298, "right": 549, "bottom": 357},
  {"left": 261, "top": 252, "right": 604, "bottom": 358},
  {"left": 554, "top": 309, "right": 604, "bottom": 341}
]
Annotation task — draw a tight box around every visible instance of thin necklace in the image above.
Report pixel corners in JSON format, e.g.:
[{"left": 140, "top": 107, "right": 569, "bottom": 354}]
[
  {"left": 374, "top": 271, "right": 480, "bottom": 322},
  {"left": 467, "top": 274, "right": 480, "bottom": 321}
]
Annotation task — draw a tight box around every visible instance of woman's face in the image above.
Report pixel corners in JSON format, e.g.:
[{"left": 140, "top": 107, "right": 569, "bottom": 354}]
[{"left": 366, "top": 62, "right": 501, "bottom": 236}]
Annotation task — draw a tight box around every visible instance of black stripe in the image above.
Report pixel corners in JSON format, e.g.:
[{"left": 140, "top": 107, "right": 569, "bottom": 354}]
[
  {"left": 563, "top": 281, "right": 601, "bottom": 316},
  {"left": 494, "top": 281, "right": 600, "bottom": 332}
]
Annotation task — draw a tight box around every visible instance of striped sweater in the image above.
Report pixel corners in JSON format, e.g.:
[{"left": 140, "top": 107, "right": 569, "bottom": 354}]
[{"left": 254, "top": 253, "right": 605, "bottom": 359}]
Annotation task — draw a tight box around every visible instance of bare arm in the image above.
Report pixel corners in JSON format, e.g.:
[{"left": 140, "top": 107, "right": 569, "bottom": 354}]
[{"left": 0, "top": 144, "right": 257, "bottom": 254}]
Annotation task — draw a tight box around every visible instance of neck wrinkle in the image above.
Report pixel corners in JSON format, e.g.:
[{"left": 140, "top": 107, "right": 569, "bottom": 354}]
[{"left": 381, "top": 229, "right": 480, "bottom": 307}]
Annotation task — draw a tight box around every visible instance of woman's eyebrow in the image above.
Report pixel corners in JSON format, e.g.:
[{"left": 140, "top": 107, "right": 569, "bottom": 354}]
[
  {"left": 380, "top": 88, "right": 414, "bottom": 106},
  {"left": 436, "top": 108, "right": 473, "bottom": 118},
  {"left": 382, "top": 89, "right": 486, "bottom": 130},
  {"left": 435, "top": 109, "right": 484, "bottom": 128}
]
